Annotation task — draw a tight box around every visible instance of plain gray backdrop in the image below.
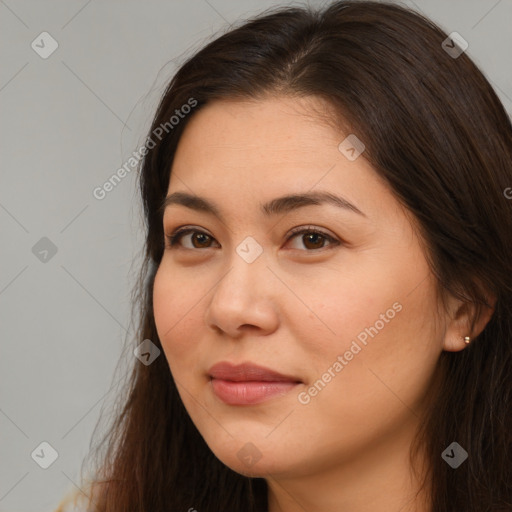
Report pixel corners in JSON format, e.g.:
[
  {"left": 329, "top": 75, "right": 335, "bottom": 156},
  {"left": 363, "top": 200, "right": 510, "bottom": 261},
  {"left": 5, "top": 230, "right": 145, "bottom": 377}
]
[{"left": 1, "top": 0, "right": 511, "bottom": 510}]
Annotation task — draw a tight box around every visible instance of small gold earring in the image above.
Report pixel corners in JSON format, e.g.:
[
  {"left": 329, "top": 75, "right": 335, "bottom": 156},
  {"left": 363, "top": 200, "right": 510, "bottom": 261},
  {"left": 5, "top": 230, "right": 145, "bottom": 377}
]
[{"left": 464, "top": 336, "right": 471, "bottom": 344}]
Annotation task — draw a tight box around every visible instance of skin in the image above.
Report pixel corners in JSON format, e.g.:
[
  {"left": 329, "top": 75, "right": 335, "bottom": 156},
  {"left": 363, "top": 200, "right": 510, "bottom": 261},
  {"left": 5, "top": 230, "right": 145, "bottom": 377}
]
[{"left": 152, "top": 96, "right": 493, "bottom": 512}]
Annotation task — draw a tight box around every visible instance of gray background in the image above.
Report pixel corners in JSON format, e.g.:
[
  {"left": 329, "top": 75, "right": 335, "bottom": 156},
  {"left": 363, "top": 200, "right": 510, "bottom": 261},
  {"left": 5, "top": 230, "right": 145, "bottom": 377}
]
[{"left": 1, "top": 0, "right": 511, "bottom": 510}]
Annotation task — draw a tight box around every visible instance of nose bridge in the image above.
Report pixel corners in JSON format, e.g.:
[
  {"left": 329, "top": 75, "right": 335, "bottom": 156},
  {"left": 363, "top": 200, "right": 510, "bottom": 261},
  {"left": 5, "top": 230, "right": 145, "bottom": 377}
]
[
  {"left": 205, "top": 235, "right": 277, "bottom": 335},
  {"left": 216, "top": 234, "right": 268, "bottom": 300}
]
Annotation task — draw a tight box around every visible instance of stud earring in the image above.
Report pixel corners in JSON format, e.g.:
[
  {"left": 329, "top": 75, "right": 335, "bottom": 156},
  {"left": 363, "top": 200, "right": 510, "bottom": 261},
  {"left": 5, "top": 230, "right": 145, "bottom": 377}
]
[{"left": 464, "top": 336, "right": 471, "bottom": 344}]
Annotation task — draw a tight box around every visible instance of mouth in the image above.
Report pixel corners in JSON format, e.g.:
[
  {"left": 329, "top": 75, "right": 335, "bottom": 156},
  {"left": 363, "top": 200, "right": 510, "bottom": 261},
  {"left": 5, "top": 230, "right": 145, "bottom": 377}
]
[
  {"left": 210, "top": 379, "right": 301, "bottom": 405},
  {"left": 208, "top": 361, "right": 302, "bottom": 405}
]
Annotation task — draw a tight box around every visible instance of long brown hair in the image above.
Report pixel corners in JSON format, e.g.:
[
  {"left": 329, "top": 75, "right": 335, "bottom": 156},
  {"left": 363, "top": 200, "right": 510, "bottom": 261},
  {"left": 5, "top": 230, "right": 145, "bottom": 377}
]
[{"left": 77, "top": 1, "right": 512, "bottom": 510}]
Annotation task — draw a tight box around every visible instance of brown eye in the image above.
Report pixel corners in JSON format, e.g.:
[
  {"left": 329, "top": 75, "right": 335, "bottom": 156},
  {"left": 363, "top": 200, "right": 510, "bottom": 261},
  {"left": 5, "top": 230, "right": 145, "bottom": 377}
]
[
  {"left": 286, "top": 228, "right": 340, "bottom": 251},
  {"left": 166, "top": 229, "right": 218, "bottom": 249},
  {"left": 165, "top": 226, "right": 340, "bottom": 252},
  {"left": 301, "top": 232, "right": 327, "bottom": 250}
]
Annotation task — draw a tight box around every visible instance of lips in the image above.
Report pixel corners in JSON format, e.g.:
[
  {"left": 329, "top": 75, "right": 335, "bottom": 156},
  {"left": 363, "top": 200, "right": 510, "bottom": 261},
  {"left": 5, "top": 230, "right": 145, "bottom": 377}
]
[
  {"left": 208, "top": 361, "right": 302, "bottom": 383},
  {"left": 208, "top": 362, "right": 302, "bottom": 405}
]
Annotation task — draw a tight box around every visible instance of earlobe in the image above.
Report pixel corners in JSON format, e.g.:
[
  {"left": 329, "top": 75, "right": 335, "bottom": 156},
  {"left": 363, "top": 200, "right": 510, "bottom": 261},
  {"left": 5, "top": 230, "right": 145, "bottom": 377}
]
[{"left": 442, "top": 296, "right": 495, "bottom": 352}]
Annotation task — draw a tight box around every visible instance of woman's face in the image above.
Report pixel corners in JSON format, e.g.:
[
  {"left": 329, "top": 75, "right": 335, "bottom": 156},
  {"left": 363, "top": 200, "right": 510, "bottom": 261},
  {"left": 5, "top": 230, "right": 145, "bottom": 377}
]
[{"left": 153, "top": 96, "right": 448, "bottom": 479}]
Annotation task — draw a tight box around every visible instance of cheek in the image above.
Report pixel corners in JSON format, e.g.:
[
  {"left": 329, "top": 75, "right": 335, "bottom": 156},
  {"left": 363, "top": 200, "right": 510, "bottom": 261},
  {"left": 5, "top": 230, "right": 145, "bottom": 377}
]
[
  {"left": 311, "top": 275, "right": 441, "bottom": 418},
  {"left": 296, "top": 254, "right": 441, "bottom": 403},
  {"left": 152, "top": 264, "right": 204, "bottom": 368},
  {"left": 295, "top": 259, "right": 407, "bottom": 357}
]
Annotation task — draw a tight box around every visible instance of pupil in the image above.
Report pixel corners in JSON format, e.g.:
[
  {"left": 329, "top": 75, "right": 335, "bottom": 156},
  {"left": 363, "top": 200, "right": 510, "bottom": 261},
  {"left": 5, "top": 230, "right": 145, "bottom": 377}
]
[
  {"left": 195, "top": 233, "right": 209, "bottom": 247},
  {"left": 306, "top": 233, "right": 323, "bottom": 248}
]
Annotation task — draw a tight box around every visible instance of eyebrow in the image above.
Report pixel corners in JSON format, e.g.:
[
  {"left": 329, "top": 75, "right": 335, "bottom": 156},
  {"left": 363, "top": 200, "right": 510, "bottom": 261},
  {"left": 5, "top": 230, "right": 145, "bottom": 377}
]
[{"left": 159, "top": 190, "right": 366, "bottom": 220}]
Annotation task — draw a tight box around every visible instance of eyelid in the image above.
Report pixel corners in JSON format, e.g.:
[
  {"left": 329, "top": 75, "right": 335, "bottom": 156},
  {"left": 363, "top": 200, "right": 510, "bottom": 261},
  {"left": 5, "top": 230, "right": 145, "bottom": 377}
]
[{"left": 164, "top": 224, "right": 341, "bottom": 251}]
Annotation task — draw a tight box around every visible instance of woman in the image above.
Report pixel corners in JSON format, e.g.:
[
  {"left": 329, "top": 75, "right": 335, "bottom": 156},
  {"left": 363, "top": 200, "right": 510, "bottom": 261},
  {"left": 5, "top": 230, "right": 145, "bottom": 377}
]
[{"left": 56, "top": 1, "right": 512, "bottom": 510}]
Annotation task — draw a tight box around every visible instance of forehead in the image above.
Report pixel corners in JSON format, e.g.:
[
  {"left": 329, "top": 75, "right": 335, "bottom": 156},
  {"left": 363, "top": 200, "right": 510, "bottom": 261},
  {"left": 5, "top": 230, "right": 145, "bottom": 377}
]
[
  {"left": 173, "top": 96, "right": 340, "bottom": 164},
  {"left": 167, "top": 96, "right": 398, "bottom": 224}
]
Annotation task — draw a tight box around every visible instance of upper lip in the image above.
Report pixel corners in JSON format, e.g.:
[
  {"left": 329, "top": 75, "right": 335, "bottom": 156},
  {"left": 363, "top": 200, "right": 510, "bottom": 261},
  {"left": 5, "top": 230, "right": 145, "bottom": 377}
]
[{"left": 208, "top": 362, "right": 302, "bottom": 382}]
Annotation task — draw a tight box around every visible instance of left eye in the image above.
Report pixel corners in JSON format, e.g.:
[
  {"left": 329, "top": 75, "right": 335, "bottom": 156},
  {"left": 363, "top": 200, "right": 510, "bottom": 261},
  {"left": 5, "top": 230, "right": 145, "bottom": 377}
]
[
  {"left": 165, "top": 227, "right": 340, "bottom": 251},
  {"left": 286, "top": 227, "right": 340, "bottom": 251}
]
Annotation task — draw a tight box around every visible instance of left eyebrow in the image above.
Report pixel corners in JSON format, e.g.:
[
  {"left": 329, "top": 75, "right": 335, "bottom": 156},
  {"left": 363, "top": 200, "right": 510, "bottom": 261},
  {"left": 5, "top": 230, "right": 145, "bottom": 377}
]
[{"left": 159, "top": 190, "right": 367, "bottom": 221}]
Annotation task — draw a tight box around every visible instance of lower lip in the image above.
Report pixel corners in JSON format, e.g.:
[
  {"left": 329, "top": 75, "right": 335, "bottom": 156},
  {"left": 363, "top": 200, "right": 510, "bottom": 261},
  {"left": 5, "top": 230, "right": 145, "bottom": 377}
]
[{"left": 210, "top": 378, "right": 300, "bottom": 405}]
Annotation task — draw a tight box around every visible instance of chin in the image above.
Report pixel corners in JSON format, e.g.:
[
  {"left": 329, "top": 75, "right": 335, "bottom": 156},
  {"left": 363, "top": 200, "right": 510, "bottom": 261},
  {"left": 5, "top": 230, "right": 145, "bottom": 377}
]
[
  {"left": 219, "top": 453, "right": 288, "bottom": 478},
  {"left": 204, "top": 437, "right": 298, "bottom": 478}
]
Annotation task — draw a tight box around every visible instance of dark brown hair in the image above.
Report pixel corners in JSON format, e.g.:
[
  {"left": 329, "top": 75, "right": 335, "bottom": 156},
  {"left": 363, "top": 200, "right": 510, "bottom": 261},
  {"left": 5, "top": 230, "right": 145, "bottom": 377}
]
[{"left": 76, "top": 1, "right": 512, "bottom": 510}]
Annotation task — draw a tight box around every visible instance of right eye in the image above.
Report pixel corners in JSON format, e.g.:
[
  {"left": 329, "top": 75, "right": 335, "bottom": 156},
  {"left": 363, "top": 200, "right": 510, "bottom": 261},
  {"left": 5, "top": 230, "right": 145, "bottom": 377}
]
[{"left": 165, "top": 228, "right": 219, "bottom": 250}]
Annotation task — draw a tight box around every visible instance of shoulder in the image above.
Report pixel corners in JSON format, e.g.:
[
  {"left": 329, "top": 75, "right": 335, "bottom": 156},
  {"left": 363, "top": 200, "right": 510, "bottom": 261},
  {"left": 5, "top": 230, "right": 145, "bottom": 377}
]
[{"left": 53, "top": 490, "right": 91, "bottom": 512}]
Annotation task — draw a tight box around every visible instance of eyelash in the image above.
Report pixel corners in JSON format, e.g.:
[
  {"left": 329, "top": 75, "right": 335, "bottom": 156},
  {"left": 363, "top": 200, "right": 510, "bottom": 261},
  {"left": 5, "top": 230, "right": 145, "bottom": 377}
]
[{"left": 165, "top": 225, "right": 341, "bottom": 252}]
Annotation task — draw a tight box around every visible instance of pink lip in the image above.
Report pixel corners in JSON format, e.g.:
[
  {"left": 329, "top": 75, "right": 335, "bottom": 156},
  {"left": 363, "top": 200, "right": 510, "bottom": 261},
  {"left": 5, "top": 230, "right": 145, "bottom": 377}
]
[{"left": 208, "top": 362, "right": 302, "bottom": 405}]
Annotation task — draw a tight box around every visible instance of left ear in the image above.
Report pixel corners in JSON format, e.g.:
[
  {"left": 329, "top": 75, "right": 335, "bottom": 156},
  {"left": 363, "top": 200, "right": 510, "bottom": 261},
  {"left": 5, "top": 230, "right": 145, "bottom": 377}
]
[{"left": 442, "top": 292, "right": 496, "bottom": 352}]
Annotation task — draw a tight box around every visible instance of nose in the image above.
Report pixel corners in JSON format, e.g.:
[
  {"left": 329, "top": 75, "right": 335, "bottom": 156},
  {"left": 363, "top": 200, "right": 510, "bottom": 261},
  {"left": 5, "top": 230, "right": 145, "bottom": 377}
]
[{"left": 204, "top": 247, "right": 280, "bottom": 338}]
